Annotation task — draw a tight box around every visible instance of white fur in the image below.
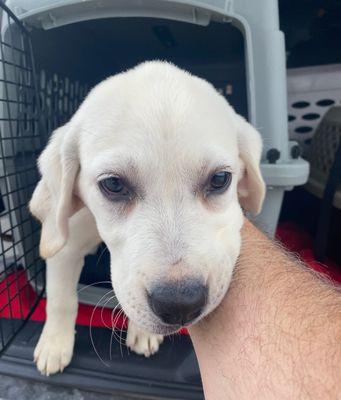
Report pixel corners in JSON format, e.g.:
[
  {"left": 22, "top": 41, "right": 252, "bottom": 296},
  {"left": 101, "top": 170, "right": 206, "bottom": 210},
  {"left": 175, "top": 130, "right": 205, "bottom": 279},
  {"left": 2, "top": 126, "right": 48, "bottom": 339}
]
[
  {"left": 126, "top": 320, "right": 164, "bottom": 357},
  {"left": 30, "top": 61, "right": 265, "bottom": 375}
]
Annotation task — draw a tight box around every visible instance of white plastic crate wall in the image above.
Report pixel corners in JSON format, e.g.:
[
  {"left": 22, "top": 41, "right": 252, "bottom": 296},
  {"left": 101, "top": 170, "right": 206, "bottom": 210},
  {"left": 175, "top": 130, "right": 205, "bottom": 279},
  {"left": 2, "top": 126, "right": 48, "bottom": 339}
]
[{"left": 287, "top": 64, "right": 341, "bottom": 153}]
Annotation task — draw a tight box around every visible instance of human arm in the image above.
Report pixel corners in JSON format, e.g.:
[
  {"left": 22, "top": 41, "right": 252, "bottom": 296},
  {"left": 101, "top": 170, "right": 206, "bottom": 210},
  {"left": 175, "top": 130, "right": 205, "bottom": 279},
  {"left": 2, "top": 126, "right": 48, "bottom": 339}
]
[{"left": 189, "top": 219, "right": 341, "bottom": 399}]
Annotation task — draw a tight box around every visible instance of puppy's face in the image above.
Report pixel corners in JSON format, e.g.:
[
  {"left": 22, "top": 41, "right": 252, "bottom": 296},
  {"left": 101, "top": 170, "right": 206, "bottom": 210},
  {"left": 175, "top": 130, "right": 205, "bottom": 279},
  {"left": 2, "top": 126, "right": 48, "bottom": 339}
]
[
  {"left": 31, "top": 62, "right": 265, "bottom": 334},
  {"left": 79, "top": 95, "right": 243, "bottom": 334}
]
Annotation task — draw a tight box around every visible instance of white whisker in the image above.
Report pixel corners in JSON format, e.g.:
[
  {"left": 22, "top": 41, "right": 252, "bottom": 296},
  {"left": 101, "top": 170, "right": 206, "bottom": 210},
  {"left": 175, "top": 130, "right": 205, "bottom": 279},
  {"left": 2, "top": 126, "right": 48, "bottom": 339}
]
[
  {"left": 95, "top": 245, "right": 109, "bottom": 269},
  {"left": 119, "top": 315, "right": 128, "bottom": 357},
  {"left": 89, "top": 291, "right": 116, "bottom": 368},
  {"left": 100, "top": 293, "right": 116, "bottom": 329},
  {"left": 109, "top": 306, "right": 126, "bottom": 359},
  {"left": 77, "top": 281, "right": 112, "bottom": 294},
  {"left": 111, "top": 309, "right": 126, "bottom": 345}
]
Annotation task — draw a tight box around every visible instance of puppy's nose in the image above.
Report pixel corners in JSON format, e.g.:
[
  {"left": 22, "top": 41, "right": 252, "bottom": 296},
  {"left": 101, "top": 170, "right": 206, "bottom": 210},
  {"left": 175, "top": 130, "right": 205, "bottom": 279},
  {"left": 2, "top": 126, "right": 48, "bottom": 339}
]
[{"left": 148, "top": 281, "right": 207, "bottom": 326}]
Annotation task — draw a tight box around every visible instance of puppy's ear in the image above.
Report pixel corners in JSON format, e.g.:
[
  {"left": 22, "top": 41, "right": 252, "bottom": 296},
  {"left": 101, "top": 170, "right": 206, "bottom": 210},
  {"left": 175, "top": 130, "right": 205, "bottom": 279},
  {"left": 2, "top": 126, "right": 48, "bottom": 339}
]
[
  {"left": 236, "top": 115, "right": 266, "bottom": 214},
  {"left": 29, "top": 123, "right": 83, "bottom": 259}
]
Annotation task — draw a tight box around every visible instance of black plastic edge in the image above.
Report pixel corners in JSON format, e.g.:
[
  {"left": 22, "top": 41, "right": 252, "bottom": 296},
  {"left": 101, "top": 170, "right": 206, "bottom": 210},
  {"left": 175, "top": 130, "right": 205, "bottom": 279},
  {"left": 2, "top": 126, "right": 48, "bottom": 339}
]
[{"left": 0, "top": 320, "right": 204, "bottom": 399}]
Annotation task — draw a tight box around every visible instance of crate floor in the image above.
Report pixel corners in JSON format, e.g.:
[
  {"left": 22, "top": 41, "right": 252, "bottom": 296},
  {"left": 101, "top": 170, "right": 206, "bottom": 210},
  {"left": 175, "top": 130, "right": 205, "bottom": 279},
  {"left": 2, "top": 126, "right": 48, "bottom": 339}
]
[
  {"left": 0, "top": 374, "right": 139, "bottom": 400},
  {"left": 0, "top": 321, "right": 202, "bottom": 399}
]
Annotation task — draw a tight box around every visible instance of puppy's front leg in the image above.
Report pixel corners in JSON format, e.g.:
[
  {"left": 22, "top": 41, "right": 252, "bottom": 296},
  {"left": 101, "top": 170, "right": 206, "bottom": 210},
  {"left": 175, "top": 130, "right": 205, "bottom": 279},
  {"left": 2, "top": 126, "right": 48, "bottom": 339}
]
[
  {"left": 126, "top": 320, "right": 164, "bottom": 357},
  {"left": 34, "top": 209, "right": 101, "bottom": 375}
]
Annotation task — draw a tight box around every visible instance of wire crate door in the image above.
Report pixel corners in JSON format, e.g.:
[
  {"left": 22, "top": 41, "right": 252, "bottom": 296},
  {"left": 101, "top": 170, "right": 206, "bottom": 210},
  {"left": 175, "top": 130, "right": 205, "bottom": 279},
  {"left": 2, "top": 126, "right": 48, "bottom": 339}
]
[{"left": 0, "top": 2, "right": 45, "bottom": 356}]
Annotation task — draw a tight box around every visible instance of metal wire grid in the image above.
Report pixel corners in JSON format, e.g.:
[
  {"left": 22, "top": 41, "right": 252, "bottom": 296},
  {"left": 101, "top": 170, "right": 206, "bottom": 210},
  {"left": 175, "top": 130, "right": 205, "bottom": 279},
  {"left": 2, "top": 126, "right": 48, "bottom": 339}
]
[
  {"left": 0, "top": 1, "right": 45, "bottom": 355},
  {"left": 0, "top": 2, "right": 89, "bottom": 355}
]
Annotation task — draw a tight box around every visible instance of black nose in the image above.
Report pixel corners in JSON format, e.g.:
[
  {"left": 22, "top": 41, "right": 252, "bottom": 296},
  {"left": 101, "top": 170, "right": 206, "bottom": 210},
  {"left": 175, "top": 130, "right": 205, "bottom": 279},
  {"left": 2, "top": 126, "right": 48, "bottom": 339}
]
[{"left": 148, "top": 281, "right": 207, "bottom": 326}]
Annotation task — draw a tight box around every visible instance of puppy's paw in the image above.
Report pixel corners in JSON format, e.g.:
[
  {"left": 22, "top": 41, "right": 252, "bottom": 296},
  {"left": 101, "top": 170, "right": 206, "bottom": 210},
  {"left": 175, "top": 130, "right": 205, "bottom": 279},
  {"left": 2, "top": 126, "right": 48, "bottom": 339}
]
[
  {"left": 34, "top": 326, "right": 75, "bottom": 376},
  {"left": 126, "top": 321, "right": 163, "bottom": 357}
]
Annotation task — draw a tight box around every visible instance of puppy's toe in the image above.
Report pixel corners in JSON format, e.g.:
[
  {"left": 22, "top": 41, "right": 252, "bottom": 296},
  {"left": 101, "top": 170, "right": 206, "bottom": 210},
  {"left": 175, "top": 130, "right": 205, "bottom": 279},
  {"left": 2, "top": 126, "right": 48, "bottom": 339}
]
[
  {"left": 34, "top": 328, "right": 74, "bottom": 376},
  {"left": 148, "top": 333, "right": 164, "bottom": 355},
  {"left": 126, "top": 321, "right": 163, "bottom": 357}
]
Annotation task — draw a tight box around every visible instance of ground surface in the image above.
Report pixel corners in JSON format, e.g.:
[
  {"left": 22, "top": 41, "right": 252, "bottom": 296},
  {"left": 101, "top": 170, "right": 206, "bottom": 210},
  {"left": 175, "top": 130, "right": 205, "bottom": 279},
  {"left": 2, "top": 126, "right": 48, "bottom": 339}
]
[{"left": 0, "top": 375, "right": 142, "bottom": 400}]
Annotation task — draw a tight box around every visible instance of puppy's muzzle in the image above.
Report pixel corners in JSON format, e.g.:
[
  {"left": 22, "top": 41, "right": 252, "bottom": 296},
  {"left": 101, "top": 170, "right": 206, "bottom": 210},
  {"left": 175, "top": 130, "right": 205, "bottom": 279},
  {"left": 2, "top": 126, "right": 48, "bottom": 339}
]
[{"left": 148, "top": 280, "right": 208, "bottom": 326}]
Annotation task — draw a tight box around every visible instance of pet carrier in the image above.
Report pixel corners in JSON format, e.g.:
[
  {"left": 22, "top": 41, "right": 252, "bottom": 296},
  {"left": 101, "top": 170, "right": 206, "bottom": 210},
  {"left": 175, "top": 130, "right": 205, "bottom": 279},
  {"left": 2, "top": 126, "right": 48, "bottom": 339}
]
[
  {"left": 287, "top": 64, "right": 341, "bottom": 155},
  {"left": 305, "top": 106, "right": 341, "bottom": 261},
  {"left": 0, "top": 0, "right": 309, "bottom": 397}
]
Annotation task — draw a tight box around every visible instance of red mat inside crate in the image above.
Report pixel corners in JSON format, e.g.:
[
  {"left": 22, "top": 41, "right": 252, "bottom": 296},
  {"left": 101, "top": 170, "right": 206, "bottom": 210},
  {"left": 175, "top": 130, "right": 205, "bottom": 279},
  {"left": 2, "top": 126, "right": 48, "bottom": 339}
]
[
  {"left": 0, "top": 271, "right": 127, "bottom": 330},
  {"left": 0, "top": 222, "right": 340, "bottom": 331}
]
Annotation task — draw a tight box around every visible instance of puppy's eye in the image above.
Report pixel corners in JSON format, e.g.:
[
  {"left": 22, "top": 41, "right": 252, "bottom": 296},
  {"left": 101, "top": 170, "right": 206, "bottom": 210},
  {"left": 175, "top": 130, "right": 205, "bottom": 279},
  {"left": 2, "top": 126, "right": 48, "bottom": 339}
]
[
  {"left": 99, "top": 177, "right": 131, "bottom": 200},
  {"left": 209, "top": 171, "right": 232, "bottom": 192}
]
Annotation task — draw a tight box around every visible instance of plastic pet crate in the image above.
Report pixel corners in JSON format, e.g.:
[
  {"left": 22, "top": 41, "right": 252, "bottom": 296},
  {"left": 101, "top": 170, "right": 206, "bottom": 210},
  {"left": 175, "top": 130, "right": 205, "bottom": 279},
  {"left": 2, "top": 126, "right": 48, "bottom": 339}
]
[
  {"left": 306, "top": 106, "right": 341, "bottom": 208},
  {"left": 306, "top": 106, "right": 341, "bottom": 261},
  {"left": 287, "top": 64, "right": 341, "bottom": 154},
  {"left": 0, "top": 0, "right": 309, "bottom": 398}
]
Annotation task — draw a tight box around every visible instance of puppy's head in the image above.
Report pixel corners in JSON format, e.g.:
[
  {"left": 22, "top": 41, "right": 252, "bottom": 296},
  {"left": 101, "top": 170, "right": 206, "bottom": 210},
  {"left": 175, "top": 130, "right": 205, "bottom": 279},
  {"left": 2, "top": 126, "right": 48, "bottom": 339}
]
[{"left": 30, "top": 62, "right": 265, "bottom": 334}]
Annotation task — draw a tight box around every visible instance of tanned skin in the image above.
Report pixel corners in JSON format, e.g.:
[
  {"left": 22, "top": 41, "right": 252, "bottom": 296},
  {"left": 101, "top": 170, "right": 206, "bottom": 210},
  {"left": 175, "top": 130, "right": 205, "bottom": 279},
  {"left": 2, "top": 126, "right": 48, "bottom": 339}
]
[{"left": 190, "top": 219, "right": 341, "bottom": 400}]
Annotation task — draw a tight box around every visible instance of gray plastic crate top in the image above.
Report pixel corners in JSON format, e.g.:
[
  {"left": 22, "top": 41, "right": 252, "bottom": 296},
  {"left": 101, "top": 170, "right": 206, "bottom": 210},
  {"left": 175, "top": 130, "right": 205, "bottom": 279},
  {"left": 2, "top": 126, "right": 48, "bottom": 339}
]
[
  {"left": 2, "top": 0, "right": 309, "bottom": 234},
  {"left": 5, "top": 0, "right": 301, "bottom": 154}
]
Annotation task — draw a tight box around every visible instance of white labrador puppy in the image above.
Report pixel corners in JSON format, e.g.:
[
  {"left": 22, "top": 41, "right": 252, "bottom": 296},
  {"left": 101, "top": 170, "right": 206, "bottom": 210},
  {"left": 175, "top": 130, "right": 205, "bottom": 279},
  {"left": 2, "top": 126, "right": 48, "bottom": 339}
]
[{"left": 30, "top": 61, "right": 265, "bottom": 376}]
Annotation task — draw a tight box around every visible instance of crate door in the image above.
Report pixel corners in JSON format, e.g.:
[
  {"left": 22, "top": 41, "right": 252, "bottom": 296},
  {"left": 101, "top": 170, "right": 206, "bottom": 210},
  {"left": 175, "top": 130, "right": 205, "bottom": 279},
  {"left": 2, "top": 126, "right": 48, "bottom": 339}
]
[{"left": 0, "top": 2, "right": 45, "bottom": 356}]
